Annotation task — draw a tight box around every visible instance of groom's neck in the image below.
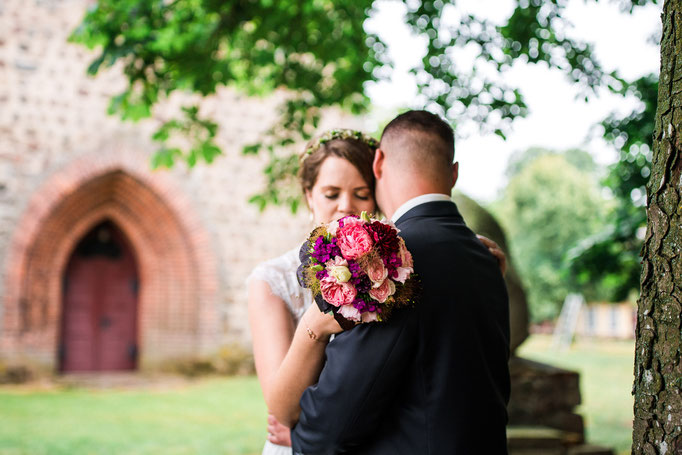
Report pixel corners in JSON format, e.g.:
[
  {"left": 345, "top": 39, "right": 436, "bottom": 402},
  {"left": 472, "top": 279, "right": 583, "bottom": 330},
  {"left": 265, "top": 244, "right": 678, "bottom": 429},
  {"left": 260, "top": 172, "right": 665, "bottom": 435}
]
[{"left": 381, "top": 181, "right": 452, "bottom": 220}]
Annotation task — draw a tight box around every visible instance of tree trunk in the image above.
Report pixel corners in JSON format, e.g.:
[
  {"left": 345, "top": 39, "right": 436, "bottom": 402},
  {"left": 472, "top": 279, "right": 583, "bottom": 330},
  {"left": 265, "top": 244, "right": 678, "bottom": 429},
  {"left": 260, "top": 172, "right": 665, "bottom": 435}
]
[{"left": 632, "top": 1, "right": 682, "bottom": 453}]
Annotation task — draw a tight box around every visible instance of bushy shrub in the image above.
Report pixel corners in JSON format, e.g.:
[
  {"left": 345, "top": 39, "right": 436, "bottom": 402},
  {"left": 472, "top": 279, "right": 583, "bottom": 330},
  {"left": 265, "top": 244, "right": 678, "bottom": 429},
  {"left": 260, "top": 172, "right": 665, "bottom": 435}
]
[
  {"left": 161, "top": 344, "right": 255, "bottom": 378},
  {"left": 0, "top": 363, "right": 34, "bottom": 384}
]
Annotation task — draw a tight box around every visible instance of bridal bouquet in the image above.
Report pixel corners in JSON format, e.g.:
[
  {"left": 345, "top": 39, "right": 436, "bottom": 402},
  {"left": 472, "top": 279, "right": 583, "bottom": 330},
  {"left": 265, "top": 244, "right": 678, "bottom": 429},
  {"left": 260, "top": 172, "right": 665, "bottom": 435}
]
[{"left": 297, "top": 212, "right": 417, "bottom": 328}]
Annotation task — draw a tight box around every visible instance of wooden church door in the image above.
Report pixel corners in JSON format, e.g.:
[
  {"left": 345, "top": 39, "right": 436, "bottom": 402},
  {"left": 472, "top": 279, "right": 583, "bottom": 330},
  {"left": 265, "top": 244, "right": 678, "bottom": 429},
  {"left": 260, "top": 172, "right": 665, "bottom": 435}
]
[{"left": 60, "top": 221, "right": 139, "bottom": 372}]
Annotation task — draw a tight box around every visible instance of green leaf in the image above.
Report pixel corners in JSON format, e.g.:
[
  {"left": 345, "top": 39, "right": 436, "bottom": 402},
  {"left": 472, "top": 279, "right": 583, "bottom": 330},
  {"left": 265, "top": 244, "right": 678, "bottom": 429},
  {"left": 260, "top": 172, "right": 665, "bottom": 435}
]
[
  {"left": 201, "top": 144, "right": 222, "bottom": 163},
  {"left": 152, "top": 147, "right": 181, "bottom": 169},
  {"left": 86, "top": 54, "right": 106, "bottom": 75},
  {"left": 248, "top": 194, "right": 267, "bottom": 212},
  {"left": 242, "top": 144, "right": 262, "bottom": 155}
]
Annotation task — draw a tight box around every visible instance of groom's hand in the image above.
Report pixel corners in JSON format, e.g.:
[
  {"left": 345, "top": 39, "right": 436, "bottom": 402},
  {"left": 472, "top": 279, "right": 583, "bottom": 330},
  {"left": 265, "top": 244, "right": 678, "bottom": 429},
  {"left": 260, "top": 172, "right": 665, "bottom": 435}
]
[{"left": 267, "top": 413, "right": 292, "bottom": 447}]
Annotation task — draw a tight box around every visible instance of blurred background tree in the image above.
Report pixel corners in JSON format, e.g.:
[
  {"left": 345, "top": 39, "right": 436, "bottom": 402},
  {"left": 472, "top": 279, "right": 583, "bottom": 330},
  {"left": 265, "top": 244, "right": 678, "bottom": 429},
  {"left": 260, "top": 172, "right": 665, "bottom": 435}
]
[
  {"left": 567, "top": 74, "right": 656, "bottom": 303},
  {"left": 493, "top": 148, "right": 609, "bottom": 322},
  {"left": 70, "top": 0, "right": 649, "bottom": 212}
]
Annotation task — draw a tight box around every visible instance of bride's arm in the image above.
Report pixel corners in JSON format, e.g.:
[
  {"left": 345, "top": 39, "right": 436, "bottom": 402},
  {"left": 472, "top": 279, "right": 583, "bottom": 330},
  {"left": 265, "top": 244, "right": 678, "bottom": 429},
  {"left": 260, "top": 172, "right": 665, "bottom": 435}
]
[
  {"left": 267, "top": 304, "right": 342, "bottom": 427},
  {"left": 247, "top": 279, "right": 297, "bottom": 445},
  {"left": 248, "top": 279, "right": 297, "bottom": 402}
]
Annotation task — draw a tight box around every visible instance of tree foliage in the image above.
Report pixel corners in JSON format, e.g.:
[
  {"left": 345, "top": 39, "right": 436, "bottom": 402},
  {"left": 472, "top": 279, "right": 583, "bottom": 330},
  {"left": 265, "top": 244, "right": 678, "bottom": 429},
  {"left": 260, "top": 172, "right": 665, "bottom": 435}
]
[
  {"left": 505, "top": 146, "right": 598, "bottom": 179},
  {"left": 70, "top": 0, "right": 627, "bottom": 211},
  {"left": 70, "top": 0, "right": 380, "bottom": 201},
  {"left": 567, "top": 74, "right": 657, "bottom": 301},
  {"left": 494, "top": 150, "right": 607, "bottom": 322}
]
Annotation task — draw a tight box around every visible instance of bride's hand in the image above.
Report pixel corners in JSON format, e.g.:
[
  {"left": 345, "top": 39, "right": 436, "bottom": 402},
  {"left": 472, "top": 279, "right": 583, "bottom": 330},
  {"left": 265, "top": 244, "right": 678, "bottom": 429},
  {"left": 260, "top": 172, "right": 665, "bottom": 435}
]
[
  {"left": 477, "top": 234, "right": 507, "bottom": 276},
  {"left": 302, "top": 303, "right": 344, "bottom": 340},
  {"left": 267, "top": 412, "right": 292, "bottom": 447}
]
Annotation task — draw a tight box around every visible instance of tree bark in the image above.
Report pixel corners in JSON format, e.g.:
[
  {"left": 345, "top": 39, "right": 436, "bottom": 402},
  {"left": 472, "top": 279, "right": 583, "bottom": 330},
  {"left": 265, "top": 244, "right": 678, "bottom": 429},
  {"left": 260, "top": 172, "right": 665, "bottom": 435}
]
[{"left": 632, "top": 1, "right": 682, "bottom": 453}]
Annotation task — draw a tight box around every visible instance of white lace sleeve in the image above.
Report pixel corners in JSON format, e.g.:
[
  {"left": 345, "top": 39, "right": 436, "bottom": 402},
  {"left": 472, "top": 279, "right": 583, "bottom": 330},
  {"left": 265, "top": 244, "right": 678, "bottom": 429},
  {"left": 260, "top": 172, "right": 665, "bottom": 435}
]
[{"left": 247, "top": 248, "right": 313, "bottom": 323}]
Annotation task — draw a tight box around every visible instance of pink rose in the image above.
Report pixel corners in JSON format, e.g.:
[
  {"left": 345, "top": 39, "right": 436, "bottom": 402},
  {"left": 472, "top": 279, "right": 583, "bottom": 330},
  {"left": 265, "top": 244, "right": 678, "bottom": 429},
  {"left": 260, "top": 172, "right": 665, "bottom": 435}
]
[
  {"left": 320, "top": 276, "right": 357, "bottom": 307},
  {"left": 399, "top": 238, "right": 414, "bottom": 268},
  {"left": 326, "top": 256, "right": 347, "bottom": 266},
  {"left": 336, "top": 223, "right": 373, "bottom": 260},
  {"left": 361, "top": 311, "right": 379, "bottom": 323},
  {"left": 369, "top": 278, "right": 396, "bottom": 303},
  {"left": 394, "top": 239, "right": 414, "bottom": 284},
  {"left": 339, "top": 216, "right": 364, "bottom": 227},
  {"left": 338, "top": 304, "right": 362, "bottom": 322},
  {"left": 366, "top": 256, "right": 388, "bottom": 285},
  {"left": 394, "top": 266, "right": 412, "bottom": 284}
]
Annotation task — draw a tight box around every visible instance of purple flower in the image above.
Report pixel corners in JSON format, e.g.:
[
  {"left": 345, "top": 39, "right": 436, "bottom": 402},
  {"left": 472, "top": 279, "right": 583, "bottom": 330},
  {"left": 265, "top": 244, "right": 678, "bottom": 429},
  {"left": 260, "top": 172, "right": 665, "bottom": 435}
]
[
  {"left": 311, "top": 236, "right": 341, "bottom": 264},
  {"left": 316, "top": 269, "right": 329, "bottom": 280},
  {"left": 353, "top": 275, "right": 371, "bottom": 294},
  {"left": 384, "top": 251, "right": 402, "bottom": 269},
  {"left": 348, "top": 261, "right": 362, "bottom": 278}
]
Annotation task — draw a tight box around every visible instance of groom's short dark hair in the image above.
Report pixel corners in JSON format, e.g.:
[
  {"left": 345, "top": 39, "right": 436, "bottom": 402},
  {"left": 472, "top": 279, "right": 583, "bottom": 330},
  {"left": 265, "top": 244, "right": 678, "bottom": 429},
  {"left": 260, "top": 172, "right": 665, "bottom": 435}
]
[{"left": 380, "top": 110, "right": 455, "bottom": 165}]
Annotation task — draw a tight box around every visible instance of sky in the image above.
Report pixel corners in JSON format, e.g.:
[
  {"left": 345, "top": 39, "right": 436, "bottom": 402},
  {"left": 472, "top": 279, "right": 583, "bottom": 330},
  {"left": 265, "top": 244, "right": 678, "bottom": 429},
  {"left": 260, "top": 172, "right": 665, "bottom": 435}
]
[{"left": 364, "top": 0, "right": 662, "bottom": 202}]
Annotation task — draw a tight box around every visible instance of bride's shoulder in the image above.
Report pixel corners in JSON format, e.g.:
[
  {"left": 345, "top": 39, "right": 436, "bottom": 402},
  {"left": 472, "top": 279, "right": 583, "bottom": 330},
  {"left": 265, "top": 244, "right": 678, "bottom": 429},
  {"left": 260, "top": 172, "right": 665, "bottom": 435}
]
[
  {"left": 247, "top": 246, "right": 305, "bottom": 312},
  {"left": 247, "top": 247, "right": 301, "bottom": 291},
  {"left": 248, "top": 246, "right": 311, "bottom": 319}
]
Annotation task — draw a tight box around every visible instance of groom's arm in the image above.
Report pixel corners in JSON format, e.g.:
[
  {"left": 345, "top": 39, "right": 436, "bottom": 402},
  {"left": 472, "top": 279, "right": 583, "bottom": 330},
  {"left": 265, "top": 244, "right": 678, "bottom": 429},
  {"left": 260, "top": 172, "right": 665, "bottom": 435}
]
[{"left": 291, "top": 307, "right": 416, "bottom": 454}]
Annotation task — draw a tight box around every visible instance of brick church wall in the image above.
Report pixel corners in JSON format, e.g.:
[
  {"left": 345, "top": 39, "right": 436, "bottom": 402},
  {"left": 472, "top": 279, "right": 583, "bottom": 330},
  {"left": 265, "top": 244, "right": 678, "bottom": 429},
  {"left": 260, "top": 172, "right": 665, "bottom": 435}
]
[{"left": 0, "top": 0, "right": 364, "bottom": 369}]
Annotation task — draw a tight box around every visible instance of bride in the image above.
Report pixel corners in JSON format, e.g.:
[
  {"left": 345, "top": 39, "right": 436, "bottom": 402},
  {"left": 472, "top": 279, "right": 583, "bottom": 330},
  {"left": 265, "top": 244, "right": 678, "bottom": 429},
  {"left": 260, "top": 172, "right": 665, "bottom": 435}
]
[{"left": 247, "top": 129, "right": 506, "bottom": 454}]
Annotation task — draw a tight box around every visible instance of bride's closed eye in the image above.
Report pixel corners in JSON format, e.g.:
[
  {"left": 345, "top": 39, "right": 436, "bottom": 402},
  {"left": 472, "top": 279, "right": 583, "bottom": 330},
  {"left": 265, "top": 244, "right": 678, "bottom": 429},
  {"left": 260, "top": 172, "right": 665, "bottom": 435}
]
[
  {"left": 322, "top": 188, "right": 370, "bottom": 201},
  {"left": 324, "top": 193, "right": 370, "bottom": 201}
]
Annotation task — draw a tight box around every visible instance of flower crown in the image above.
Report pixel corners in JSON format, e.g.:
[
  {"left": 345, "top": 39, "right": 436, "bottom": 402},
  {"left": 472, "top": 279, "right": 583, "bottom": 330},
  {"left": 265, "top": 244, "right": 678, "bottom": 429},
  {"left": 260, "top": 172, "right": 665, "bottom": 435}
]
[{"left": 301, "top": 129, "right": 379, "bottom": 163}]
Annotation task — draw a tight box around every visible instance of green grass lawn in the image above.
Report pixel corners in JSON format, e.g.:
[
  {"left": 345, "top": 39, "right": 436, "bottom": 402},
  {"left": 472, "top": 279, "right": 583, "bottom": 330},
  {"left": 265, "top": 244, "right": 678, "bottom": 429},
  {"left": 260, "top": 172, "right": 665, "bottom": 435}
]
[
  {"left": 0, "top": 377, "right": 268, "bottom": 455},
  {"left": 518, "top": 334, "right": 635, "bottom": 455},
  {"left": 0, "top": 334, "right": 635, "bottom": 455}
]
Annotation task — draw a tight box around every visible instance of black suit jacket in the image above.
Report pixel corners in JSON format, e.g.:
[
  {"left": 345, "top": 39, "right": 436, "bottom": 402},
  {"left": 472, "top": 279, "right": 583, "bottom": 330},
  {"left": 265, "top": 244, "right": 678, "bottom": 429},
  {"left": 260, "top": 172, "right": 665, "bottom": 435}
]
[{"left": 291, "top": 201, "right": 510, "bottom": 454}]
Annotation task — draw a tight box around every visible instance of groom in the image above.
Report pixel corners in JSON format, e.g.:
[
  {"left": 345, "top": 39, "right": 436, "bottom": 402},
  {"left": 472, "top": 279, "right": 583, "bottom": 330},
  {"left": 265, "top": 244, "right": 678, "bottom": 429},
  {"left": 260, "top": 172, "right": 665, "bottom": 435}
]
[{"left": 291, "top": 110, "right": 510, "bottom": 454}]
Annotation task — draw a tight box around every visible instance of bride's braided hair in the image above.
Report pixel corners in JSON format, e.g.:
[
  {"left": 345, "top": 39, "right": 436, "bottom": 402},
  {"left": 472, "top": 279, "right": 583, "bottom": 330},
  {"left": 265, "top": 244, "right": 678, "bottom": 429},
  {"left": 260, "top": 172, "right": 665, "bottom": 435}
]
[{"left": 298, "top": 129, "right": 379, "bottom": 200}]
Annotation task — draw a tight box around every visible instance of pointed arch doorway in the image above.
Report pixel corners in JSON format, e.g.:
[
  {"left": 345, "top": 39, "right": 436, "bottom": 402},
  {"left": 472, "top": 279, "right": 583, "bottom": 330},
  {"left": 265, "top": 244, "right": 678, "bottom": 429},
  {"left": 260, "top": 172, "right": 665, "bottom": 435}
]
[
  {"left": 3, "top": 160, "right": 220, "bottom": 371},
  {"left": 60, "top": 220, "right": 139, "bottom": 372}
]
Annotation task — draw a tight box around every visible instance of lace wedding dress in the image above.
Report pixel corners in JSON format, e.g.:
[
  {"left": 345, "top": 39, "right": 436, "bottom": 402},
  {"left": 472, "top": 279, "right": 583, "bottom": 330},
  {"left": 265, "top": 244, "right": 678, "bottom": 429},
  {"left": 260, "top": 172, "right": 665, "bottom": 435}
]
[{"left": 248, "top": 246, "right": 314, "bottom": 455}]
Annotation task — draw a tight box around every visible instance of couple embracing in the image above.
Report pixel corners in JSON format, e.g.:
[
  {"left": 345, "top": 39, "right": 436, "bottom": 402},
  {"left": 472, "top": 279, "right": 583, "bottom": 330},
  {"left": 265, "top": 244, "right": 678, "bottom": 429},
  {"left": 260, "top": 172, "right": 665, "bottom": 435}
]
[{"left": 248, "top": 110, "right": 510, "bottom": 455}]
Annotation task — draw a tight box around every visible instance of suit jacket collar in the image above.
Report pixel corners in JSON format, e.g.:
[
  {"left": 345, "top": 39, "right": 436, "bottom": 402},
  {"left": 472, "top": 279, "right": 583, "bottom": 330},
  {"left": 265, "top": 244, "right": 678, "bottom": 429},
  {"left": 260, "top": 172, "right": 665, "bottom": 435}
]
[
  {"left": 395, "top": 200, "right": 463, "bottom": 226},
  {"left": 391, "top": 194, "right": 453, "bottom": 223}
]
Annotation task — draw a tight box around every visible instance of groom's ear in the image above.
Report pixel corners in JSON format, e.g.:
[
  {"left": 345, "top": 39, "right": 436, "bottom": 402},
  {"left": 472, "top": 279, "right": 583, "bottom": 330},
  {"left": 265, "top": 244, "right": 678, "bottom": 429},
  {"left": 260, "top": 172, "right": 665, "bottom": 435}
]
[
  {"left": 451, "top": 161, "right": 459, "bottom": 187},
  {"left": 373, "top": 148, "right": 385, "bottom": 179}
]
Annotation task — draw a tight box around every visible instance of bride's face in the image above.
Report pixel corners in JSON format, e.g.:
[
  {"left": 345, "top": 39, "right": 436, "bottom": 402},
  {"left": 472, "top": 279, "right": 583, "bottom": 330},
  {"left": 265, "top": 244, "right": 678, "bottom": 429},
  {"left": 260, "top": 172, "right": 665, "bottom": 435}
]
[{"left": 306, "top": 156, "right": 376, "bottom": 224}]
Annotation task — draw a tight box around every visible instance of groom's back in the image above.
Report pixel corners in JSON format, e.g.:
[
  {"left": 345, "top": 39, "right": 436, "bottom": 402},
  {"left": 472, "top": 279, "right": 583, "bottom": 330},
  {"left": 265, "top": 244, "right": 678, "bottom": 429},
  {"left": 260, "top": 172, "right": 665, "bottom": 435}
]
[
  {"left": 377, "top": 200, "right": 511, "bottom": 454},
  {"left": 291, "top": 201, "right": 510, "bottom": 455}
]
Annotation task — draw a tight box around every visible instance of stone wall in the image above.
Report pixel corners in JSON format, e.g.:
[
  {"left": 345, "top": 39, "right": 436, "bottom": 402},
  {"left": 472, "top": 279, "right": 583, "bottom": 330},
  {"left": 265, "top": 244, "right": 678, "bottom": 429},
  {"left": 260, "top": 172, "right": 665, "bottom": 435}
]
[{"left": 0, "top": 0, "right": 363, "bottom": 368}]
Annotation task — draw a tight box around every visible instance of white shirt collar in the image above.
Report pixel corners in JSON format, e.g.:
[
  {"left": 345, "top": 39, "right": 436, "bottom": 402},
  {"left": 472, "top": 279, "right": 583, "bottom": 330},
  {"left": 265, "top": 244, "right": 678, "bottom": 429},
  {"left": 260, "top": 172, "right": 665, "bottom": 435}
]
[{"left": 390, "top": 193, "right": 453, "bottom": 223}]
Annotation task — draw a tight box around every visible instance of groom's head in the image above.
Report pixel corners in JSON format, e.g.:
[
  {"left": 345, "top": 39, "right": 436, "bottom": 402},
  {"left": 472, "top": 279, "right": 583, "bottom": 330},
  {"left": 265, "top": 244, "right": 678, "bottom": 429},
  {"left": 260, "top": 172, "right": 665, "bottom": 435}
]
[{"left": 373, "top": 110, "right": 458, "bottom": 218}]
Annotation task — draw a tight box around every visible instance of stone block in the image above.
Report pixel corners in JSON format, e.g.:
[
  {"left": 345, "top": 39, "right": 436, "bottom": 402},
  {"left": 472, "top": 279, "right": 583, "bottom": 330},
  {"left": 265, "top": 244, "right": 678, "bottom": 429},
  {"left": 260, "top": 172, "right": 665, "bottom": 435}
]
[
  {"left": 567, "top": 444, "right": 615, "bottom": 455},
  {"left": 507, "top": 426, "right": 566, "bottom": 455},
  {"left": 509, "top": 356, "right": 582, "bottom": 416}
]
